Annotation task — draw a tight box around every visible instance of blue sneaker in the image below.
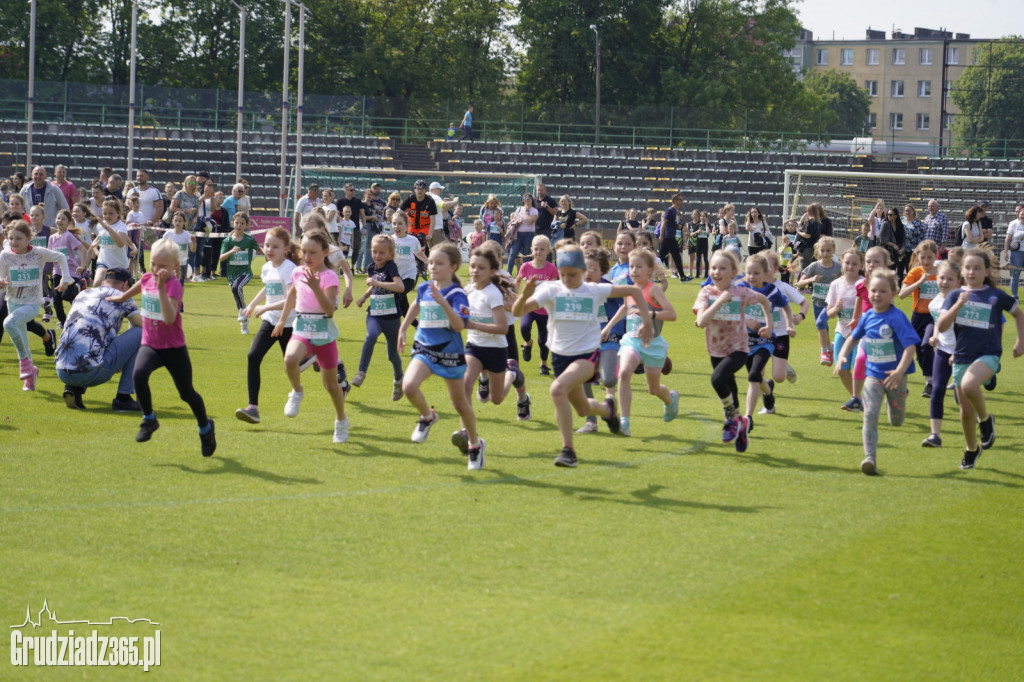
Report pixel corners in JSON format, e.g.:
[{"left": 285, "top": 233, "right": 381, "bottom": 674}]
[
  {"left": 722, "top": 417, "right": 739, "bottom": 443},
  {"left": 840, "top": 396, "right": 863, "bottom": 412},
  {"left": 663, "top": 390, "right": 679, "bottom": 422},
  {"left": 735, "top": 416, "right": 749, "bottom": 453}
]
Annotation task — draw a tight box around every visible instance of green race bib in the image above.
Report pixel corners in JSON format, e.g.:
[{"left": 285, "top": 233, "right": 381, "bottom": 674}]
[
  {"left": 295, "top": 314, "right": 337, "bottom": 342},
  {"left": 30, "top": 237, "right": 46, "bottom": 248},
  {"left": 265, "top": 281, "right": 285, "bottom": 303},
  {"left": 396, "top": 244, "right": 412, "bottom": 259},
  {"left": 9, "top": 266, "right": 40, "bottom": 285},
  {"left": 56, "top": 247, "right": 70, "bottom": 258},
  {"left": 419, "top": 299, "right": 448, "bottom": 328},
  {"left": 812, "top": 282, "right": 829, "bottom": 299},
  {"left": 956, "top": 300, "right": 991, "bottom": 329},
  {"left": 862, "top": 337, "right": 896, "bottom": 364},
  {"left": 553, "top": 295, "right": 596, "bottom": 321},
  {"left": 744, "top": 303, "right": 766, "bottom": 324},
  {"left": 839, "top": 306, "right": 855, "bottom": 325},
  {"left": 370, "top": 293, "right": 398, "bottom": 316},
  {"left": 98, "top": 234, "right": 115, "bottom": 247},
  {"left": 919, "top": 280, "right": 939, "bottom": 300},
  {"left": 229, "top": 252, "right": 250, "bottom": 266},
  {"left": 709, "top": 296, "right": 741, "bottom": 322},
  {"left": 140, "top": 292, "right": 163, "bottom": 320}
]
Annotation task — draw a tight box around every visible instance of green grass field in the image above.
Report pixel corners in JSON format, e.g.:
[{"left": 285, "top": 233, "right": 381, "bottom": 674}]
[{"left": 2, "top": 264, "right": 1023, "bottom": 680}]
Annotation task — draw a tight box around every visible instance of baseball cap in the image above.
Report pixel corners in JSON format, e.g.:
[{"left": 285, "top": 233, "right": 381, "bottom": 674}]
[
  {"left": 429, "top": 181, "right": 444, "bottom": 191},
  {"left": 413, "top": 180, "right": 427, "bottom": 190},
  {"left": 104, "top": 267, "right": 133, "bottom": 283}
]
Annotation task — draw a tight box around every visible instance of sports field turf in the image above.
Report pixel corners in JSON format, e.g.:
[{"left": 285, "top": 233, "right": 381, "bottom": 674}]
[{"left": 2, "top": 263, "right": 1022, "bottom": 679}]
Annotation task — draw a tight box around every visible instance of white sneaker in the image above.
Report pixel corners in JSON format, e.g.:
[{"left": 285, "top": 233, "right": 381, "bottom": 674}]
[
  {"left": 786, "top": 364, "right": 797, "bottom": 383},
  {"left": 351, "top": 371, "right": 366, "bottom": 387},
  {"left": 576, "top": 421, "right": 599, "bottom": 433},
  {"left": 237, "top": 311, "right": 247, "bottom": 322},
  {"left": 467, "top": 438, "right": 486, "bottom": 470},
  {"left": 240, "top": 319, "right": 249, "bottom": 335},
  {"left": 298, "top": 355, "right": 317, "bottom": 372},
  {"left": 411, "top": 409, "right": 439, "bottom": 443},
  {"left": 284, "top": 390, "right": 304, "bottom": 417},
  {"left": 333, "top": 417, "right": 350, "bottom": 443}
]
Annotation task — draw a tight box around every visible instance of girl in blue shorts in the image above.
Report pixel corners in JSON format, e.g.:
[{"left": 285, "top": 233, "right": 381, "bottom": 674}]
[
  {"left": 397, "top": 243, "right": 484, "bottom": 468},
  {"left": 937, "top": 248, "right": 1024, "bottom": 470},
  {"left": 604, "top": 247, "right": 679, "bottom": 436}
]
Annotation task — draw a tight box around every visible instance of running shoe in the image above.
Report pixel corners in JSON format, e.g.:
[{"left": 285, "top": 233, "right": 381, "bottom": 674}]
[
  {"left": 351, "top": 371, "right": 366, "bottom": 388},
  {"left": 21, "top": 365, "right": 39, "bottom": 391},
  {"left": 451, "top": 428, "right": 469, "bottom": 454},
  {"left": 63, "top": 386, "right": 85, "bottom": 410},
  {"left": 539, "top": 364, "right": 551, "bottom": 376},
  {"left": 620, "top": 417, "right": 632, "bottom": 437},
  {"left": 284, "top": 390, "right": 304, "bottom": 418},
  {"left": 136, "top": 418, "right": 160, "bottom": 442},
  {"left": 333, "top": 417, "right": 350, "bottom": 444},
  {"left": 554, "top": 447, "right": 578, "bottom": 468},
  {"left": 517, "top": 393, "right": 532, "bottom": 421},
  {"left": 576, "top": 420, "right": 598, "bottom": 433},
  {"left": 920, "top": 433, "right": 942, "bottom": 448},
  {"left": 521, "top": 343, "right": 532, "bottom": 362},
  {"left": 960, "top": 447, "right": 981, "bottom": 470},
  {"left": 602, "top": 398, "right": 620, "bottom": 434},
  {"left": 412, "top": 408, "right": 439, "bottom": 443},
  {"left": 978, "top": 415, "right": 995, "bottom": 450},
  {"left": 722, "top": 417, "right": 739, "bottom": 443},
  {"left": 392, "top": 379, "right": 403, "bottom": 401},
  {"left": 235, "top": 405, "right": 261, "bottom": 424},
  {"left": 840, "top": 396, "right": 863, "bottom": 412},
  {"left": 663, "top": 390, "right": 679, "bottom": 422},
  {"left": 734, "top": 416, "right": 749, "bottom": 453},
  {"left": 200, "top": 419, "right": 217, "bottom": 457},
  {"left": 786, "top": 364, "right": 797, "bottom": 383},
  {"left": 819, "top": 349, "right": 833, "bottom": 366},
  {"left": 478, "top": 375, "right": 490, "bottom": 403},
  {"left": 43, "top": 329, "right": 56, "bottom": 357},
  {"left": 861, "top": 456, "right": 878, "bottom": 476},
  {"left": 467, "top": 439, "right": 486, "bottom": 471},
  {"left": 111, "top": 397, "right": 141, "bottom": 412}
]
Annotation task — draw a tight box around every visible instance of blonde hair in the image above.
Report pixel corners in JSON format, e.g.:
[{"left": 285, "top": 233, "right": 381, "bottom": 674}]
[
  {"left": 868, "top": 268, "right": 899, "bottom": 295},
  {"left": 531, "top": 234, "right": 551, "bottom": 251},
  {"left": 814, "top": 236, "right": 836, "bottom": 259},
  {"left": 150, "top": 237, "right": 182, "bottom": 267},
  {"left": 629, "top": 247, "right": 657, "bottom": 269},
  {"left": 711, "top": 249, "right": 741, "bottom": 274},
  {"left": 370, "top": 233, "right": 395, "bottom": 257}
]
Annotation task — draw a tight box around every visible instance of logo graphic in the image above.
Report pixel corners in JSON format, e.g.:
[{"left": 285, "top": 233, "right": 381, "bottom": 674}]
[
  {"left": 879, "top": 323, "right": 893, "bottom": 338},
  {"left": 10, "top": 600, "right": 160, "bottom": 671}
]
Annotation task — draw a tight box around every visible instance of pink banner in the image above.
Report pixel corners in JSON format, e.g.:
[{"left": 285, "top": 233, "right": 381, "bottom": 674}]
[{"left": 248, "top": 216, "right": 292, "bottom": 244}]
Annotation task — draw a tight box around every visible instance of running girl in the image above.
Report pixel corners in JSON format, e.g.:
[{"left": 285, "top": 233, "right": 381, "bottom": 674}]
[
  {"left": 796, "top": 236, "right": 840, "bottom": 366},
  {"left": 604, "top": 247, "right": 679, "bottom": 436},
  {"left": 92, "top": 198, "right": 132, "bottom": 286},
  {"left": 218, "top": 212, "right": 260, "bottom": 335},
  {"left": 353, "top": 234, "right": 406, "bottom": 400},
  {"left": 836, "top": 269, "right": 919, "bottom": 476},
  {"left": 758, "top": 250, "right": 807, "bottom": 413},
  {"left": 899, "top": 239, "right": 939, "bottom": 397},
  {"left": 844, "top": 246, "right": 890, "bottom": 412},
  {"left": 517, "top": 234, "right": 558, "bottom": 375},
  {"left": 937, "top": 248, "right": 1024, "bottom": 469},
  {"left": 390, "top": 212, "right": 429, "bottom": 321},
  {"left": 0, "top": 220, "right": 70, "bottom": 390},
  {"left": 272, "top": 231, "right": 351, "bottom": 444},
  {"left": 106, "top": 237, "right": 216, "bottom": 456},
  {"left": 235, "top": 227, "right": 301, "bottom": 424},
  {"left": 397, "top": 243, "right": 485, "bottom": 470},
  {"left": 512, "top": 244, "right": 652, "bottom": 467},
  {"left": 164, "top": 211, "right": 196, "bottom": 285},
  {"left": 826, "top": 249, "right": 865, "bottom": 411},
  {"left": 693, "top": 250, "right": 772, "bottom": 453},
  {"left": 922, "top": 260, "right": 961, "bottom": 448},
  {"left": 738, "top": 254, "right": 789, "bottom": 429},
  {"left": 48, "top": 209, "right": 89, "bottom": 327},
  {"left": 578, "top": 244, "right": 617, "bottom": 433}
]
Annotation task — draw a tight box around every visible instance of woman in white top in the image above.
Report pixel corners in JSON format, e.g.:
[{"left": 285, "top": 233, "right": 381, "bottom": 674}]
[
  {"left": 1003, "top": 204, "right": 1024, "bottom": 299},
  {"left": 745, "top": 206, "right": 771, "bottom": 257},
  {"left": 960, "top": 204, "right": 984, "bottom": 248},
  {"left": 504, "top": 194, "right": 539, "bottom": 275}
]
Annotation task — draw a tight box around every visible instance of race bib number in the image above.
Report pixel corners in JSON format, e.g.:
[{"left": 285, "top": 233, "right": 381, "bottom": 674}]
[
  {"left": 56, "top": 247, "right": 70, "bottom": 258},
  {"left": 9, "top": 266, "right": 40, "bottom": 285},
  {"left": 725, "top": 237, "right": 740, "bottom": 249},
  {"left": 553, "top": 295, "right": 595, "bottom": 321},
  {"left": 812, "top": 282, "right": 829, "bottom": 299},
  {"left": 370, "top": 294, "right": 398, "bottom": 316},
  {"left": 230, "top": 251, "right": 250, "bottom": 266},
  {"left": 772, "top": 308, "right": 784, "bottom": 329},
  {"left": 396, "top": 244, "right": 413, "bottom": 259},
  {"left": 295, "top": 315, "right": 332, "bottom": 340},
  {"left": 839, "top": 306, "right": 855, "bottom": 325},
  {"left": 489, "top": 223, "right": 501, "bottom": 235},
  {"left": 919, "top": 280, "right": 939, "bottom": 300},
  {"left": 342, "top": 224, "right": 355, "bottom": 240},
  {"left": 177, "top": 243, "right": 189, "bottom": 260},
  {"left": 419, "top": 299, "right": 448, "bottom": 328},
  {"left": 709, "top": 296, "right": 741, "bottom": 322},
  {"left": 625, "top": 314, "right": 642, "bottom": 335},
  {"left": 744, "top": 304, "right": 766, "bottom": 324},
  {"left": 140, "top": 292, "right": 162, "bottom": 320},
  {"left": 264, "top": 280, "right": 285, "bottom": 303},
  {"left": 98, "top": 234, "right": 115, "bottom": 247},
  {"left": 31, "top": 237, "right": 46, "bottom": 248},
  {"left": 862, "top": 338, "right": 896, "bottom": 364},
  {"left": 956, "top": 300, "right": 992, "bottom": 329}
]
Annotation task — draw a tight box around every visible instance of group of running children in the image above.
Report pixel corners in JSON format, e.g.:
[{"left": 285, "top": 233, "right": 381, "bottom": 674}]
[{"left": 2, "top": 200, "right": 1021, "bottom": 474}]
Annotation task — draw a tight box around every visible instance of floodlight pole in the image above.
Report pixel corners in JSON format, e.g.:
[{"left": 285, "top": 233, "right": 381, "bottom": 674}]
[
  {"left": 26, "top": 0, "right": 36, "bottom": 171},
  {"left": 229, "top": 0, "right": 247, "bottom": 180},
  {"left": 590, "top": 24, "right": 600, "bottom": 145},
  {"left": 292, "top": 1, "right": 306, "bottom": 207},
  {"left": 278, "top": 0, "right": 291, "bottom": 217},
  {"left": 127, "top": 0, "right": 138, "bottom": 181}
]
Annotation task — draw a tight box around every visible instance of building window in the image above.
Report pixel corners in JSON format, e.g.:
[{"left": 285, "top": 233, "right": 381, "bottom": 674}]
[
  {"left": 893, "top": 48, "right": 906, "bottom": 65},
  {"left": 890, "top": 113, "right": 903, "bottom": 130},
  {"left": 918, "top": 80, "right": 932, "bottom": 97},
  {"left": 816, "top": 49, "right": 828, "bottom": 65},
  {"left": 841, "top": 49, "right": 854, "bottom": 66},
  {"left": 917, "top": 113, "right": 930, "bottom": 130},
  {"left": 946, "top": 47, "right": 959, "bottom": 64},
  {"left": 891, "top": 80, "right": 904, "bottom": 98},
  {"left": 865, "top": 80, "right": 878, "bottom": 97},
  {"left": 867, "top": 48, "right": 879, "bottom": 65},
  {"left": 944, "top": 113, "right": 954, "bottom": 129},
  {"left": 919, "top": 48, "right": 933, "bottom": 65},
  {"left": 867, "top": 113, "right": 877, "bottom": 130}
]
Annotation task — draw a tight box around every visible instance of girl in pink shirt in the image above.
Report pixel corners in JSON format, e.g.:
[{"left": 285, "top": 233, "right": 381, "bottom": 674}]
[
  {"left": 107, "top": 237, "right": 215, "bottom": 456},
  {"left": 693, "top": 250, "right": 771, "bottom": 452},
  {"left": 517, "top": 234, "right": 559, "bottom": 375},
  {"left": 48, "top": 209, "right": 89, "bottom": 327}
]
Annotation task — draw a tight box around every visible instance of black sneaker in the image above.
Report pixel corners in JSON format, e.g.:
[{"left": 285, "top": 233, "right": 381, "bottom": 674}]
[
  {"left": 921, "top": 433, "right": 942, "bottom": 448},
  {"left": 762, "top": 380, "right": 775, "bottom": 412},
  {"left": 554, "top": 447, "right": 578, "bottom": 468},
  {"left": 63, "top": 386, "right": 85, "bottom": 410},
  {"left": 111, "top": 397, "right": 142, "bottom": 412},
  {"left": 922, "top": 383, "right": 933, "bottom": 398},
  {"left": 477, "top": 376, "right": 490, "bottom": 403},
  {"left": 451, "top": 428, "right": 469, "bottom": 454},
  {"left": 200, "top": 419, "right": 217, "bottom": 457},
  {"left": 978, "top": 415, "right": 995, "bottom": 450},
  {"left": 136, "top": 418, "right": 160, "bottom": 442},
  {"left": 960, "top": 447, "right": 981, "bottom": 470},
  {"left": 984, "top": 372, "right": 997, "bottom": 391},
  {"left": 540, "top": 364, "right": 551, "bottom": 376},
  {"left": 602, "top": 398, "right": 620, "bottom": 434},
  {"left": 43, "top": 329, "right": 56, "bottom": 357},
  {"left": 517, "top": 393, "right": 532, "bottom": 421},
  {"left": 521, "top": 343, "right": 532, "bottom": 362}
]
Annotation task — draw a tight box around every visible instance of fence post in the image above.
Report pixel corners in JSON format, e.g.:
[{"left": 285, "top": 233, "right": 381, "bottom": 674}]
[
  {"left": 215, "top": 89, "right": 220, "bottom": 129},
  {"left": 669, "top": 105, "right": 674, "bottom": 146},
  {"left": 63, "top": 81, "right": 69, "bottom": 121},
  {"left": 520, "top": 101, "right": 525, "bottom": 142},
  {"left": 361, "top": 95, "right": 366, "bottom": 136}
]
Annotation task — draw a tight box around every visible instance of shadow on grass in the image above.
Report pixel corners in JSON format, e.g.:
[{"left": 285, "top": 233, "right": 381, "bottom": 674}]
[
  {"left": 154, "top": 457, "right": 322, "bottom": 485},
  {"left": 908, "top": 467, "right": 1024, "bottom": 489},
  {"left": 717, "top": 447, "right": 853, "bottom": 474}
]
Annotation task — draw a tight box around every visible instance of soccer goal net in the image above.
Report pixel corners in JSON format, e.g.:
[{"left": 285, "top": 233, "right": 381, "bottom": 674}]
[
  {"left": 782, "top": 169, "right": 1024, "bottom": 247},
  {"left": 292, "top": 167, "right": 540, "bottom": 219}
]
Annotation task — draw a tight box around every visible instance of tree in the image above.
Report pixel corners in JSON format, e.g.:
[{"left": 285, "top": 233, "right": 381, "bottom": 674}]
[
  {"left": 951, "top": 38, "right": 1024, "bottom": 157},
  {"left": 803, "top": 69, "right": 872, "bottom": 136}
]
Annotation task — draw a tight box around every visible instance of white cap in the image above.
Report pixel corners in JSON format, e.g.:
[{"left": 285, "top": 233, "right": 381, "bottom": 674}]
[{"left": 429, "top": 181, "right": 444, "bottom": 191}]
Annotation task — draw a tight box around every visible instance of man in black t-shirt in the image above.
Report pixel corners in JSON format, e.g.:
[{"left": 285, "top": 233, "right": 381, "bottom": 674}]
[
  {"left": 336, "top": 183, "right": 370, "bottom": 271},
  {"left": 534, "top": 183, "right": 558, "bottom": 238},
  {"left": 658, "top": 194, "right": 686, "bottom": 280}
]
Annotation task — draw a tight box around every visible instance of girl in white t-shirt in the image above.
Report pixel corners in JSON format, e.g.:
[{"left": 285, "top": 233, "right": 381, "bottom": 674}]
[
  {"left": 922, "top": 260, "right": 961, "bottom": 448},
  {"left": 338, "top": 205, "right": 356, "bottom": 254},
  {"left": 236, "top": 227, "right": 301, "bottom": 425},
  {"left": 826, "top": 249, "right": 864, "bottom": 405},
  {"left": 322, "top": 189, "right": 339, "bottom": 239},
  {"left": 164, "top": 211, "right": 196, "bottom": 285},
  {"left": 511, "top": 244, "right": 651, "bottom": 468},
  {"left": 390, "top": 212, "right": 428, "bottom": 321},
  {"left": 91, "top": 198, "right": 132, "bottom": 286}
]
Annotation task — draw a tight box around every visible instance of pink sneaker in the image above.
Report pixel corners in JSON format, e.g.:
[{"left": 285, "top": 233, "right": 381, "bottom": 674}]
[
  {"left": 22, "top": 365, "right": 39, "bottom": 391},
  {"left": 722, "top": 417, "right": 740, "bottom": 443},
  {"left": 819, "top": 349, "right": 834, "bottom": 367}
]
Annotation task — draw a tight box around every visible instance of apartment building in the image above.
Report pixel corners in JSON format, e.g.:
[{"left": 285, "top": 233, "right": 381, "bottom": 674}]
[{"left": 789, "top": 27, "right": 984, "bottom": 142}]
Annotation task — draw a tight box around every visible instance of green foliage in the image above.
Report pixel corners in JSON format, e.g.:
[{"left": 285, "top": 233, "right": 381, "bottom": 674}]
[
  {"left": 951, "top": 38, "right": 1024, "bottom": 157},
  {"left": 803, "top": 69, "right": 872, "bottom": 136}
]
